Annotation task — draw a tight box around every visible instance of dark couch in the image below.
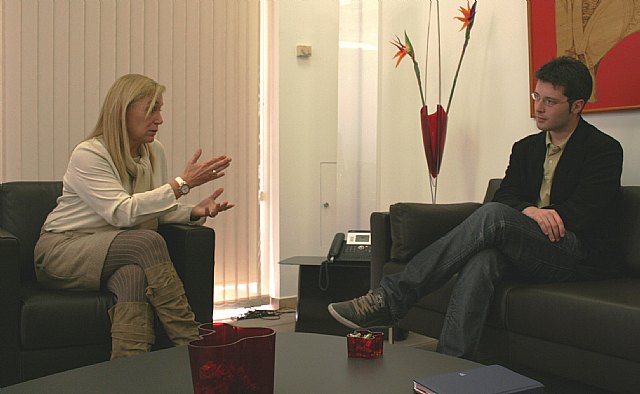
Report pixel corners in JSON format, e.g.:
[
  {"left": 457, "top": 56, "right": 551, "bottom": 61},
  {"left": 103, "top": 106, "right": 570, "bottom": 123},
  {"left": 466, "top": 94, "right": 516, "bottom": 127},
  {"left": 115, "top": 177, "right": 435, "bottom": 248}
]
[
  {"left": 370, "top": 179, "right": 640, "bottom": 394},
  {"left": 0, "top": 181, "right": 215, "bottom": 387}
]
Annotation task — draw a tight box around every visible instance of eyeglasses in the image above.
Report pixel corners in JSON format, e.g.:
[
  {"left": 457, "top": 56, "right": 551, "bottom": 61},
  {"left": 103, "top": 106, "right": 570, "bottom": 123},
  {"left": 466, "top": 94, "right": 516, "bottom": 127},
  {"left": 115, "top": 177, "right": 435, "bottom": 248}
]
[{"left": 531, "top": 92, "right": 569, "bottom": 107}]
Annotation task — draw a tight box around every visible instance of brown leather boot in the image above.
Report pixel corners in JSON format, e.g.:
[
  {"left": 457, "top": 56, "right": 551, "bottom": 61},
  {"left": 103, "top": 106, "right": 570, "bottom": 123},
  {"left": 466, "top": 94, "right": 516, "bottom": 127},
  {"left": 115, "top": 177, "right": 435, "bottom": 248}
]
[
  {"left": 108, "top": 302, "right": 155, "bottom": 359},
  {"left": 144, "top": 262, "right": 200, "bottom": 346}
]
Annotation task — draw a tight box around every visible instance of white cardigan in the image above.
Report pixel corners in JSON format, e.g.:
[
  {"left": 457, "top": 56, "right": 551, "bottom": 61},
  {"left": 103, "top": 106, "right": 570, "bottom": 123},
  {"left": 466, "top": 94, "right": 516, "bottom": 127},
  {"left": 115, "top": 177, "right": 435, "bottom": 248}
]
[{"left": 43, "top": 138, "right": 202, "bottom": 233}]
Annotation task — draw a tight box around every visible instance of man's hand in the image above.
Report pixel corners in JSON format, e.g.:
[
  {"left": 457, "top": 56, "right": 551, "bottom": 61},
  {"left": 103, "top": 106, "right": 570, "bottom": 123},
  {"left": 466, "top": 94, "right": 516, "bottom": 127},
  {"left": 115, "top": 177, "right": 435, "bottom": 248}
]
[{"left": 522, "top": 206, "right": 565, "bottom": 242}]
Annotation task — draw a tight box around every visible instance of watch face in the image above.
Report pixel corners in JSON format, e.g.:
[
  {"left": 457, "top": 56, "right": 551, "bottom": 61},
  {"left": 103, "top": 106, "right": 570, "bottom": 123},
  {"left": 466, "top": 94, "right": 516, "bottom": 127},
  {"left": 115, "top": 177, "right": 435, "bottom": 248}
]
[{"left": 180, "top": 184, "right": 190, "bottom": 194}]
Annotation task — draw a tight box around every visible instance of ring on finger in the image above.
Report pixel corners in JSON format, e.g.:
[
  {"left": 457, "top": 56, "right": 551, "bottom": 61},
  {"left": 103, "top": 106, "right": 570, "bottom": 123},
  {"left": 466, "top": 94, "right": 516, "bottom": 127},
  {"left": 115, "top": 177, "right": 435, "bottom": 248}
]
[{"left": 211, "top": 169, "right": 217, "bottom": 176}]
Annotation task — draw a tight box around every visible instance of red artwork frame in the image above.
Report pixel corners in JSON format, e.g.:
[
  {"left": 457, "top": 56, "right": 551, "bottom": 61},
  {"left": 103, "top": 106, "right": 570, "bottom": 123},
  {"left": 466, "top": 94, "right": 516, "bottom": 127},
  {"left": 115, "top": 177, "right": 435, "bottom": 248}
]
[{"left": 527, "top": 0, "right": 640, "bottom": 114}]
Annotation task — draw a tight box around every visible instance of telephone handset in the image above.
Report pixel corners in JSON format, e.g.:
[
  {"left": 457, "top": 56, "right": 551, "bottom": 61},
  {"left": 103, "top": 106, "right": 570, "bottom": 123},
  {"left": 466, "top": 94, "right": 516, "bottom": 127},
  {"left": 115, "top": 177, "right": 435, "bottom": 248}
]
[
  {"left": 327, "top": 231, "right": 372, "bottom": 263},
  {"left": 320, "top": 230, "right": 372, "bottom": 291},
  {"left": 327, "top": 233, "right": 346, "bottom": 262}
]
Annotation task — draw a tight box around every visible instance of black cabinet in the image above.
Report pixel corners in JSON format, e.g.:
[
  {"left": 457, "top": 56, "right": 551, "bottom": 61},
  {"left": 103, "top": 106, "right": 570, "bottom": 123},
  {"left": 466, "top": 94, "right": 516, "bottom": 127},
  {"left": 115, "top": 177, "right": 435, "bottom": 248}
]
[{"left": 280, "top": 256, "right": 371, "bottom": 336}]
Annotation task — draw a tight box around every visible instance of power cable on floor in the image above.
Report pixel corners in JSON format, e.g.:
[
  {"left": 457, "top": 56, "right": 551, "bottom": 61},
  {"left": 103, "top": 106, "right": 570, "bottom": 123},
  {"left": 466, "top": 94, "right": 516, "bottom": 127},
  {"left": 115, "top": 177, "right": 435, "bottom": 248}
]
[{"left": 231, "top": 308, "right": 296, "bottom": 321}]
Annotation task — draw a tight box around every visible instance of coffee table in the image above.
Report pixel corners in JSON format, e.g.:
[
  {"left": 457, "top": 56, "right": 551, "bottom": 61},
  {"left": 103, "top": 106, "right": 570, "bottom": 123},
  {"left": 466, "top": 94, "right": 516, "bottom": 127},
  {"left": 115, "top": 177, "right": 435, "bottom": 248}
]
[{"left": 3, "top": 332, "right": 480, "bottom": 393}]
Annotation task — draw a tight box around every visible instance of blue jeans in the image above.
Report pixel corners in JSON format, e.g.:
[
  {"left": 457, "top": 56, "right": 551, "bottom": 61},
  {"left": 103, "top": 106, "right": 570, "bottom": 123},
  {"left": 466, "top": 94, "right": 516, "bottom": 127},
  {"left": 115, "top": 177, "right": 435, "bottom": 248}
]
[{"left": 380, "top": 202, "right": 588, "bottom": 358}]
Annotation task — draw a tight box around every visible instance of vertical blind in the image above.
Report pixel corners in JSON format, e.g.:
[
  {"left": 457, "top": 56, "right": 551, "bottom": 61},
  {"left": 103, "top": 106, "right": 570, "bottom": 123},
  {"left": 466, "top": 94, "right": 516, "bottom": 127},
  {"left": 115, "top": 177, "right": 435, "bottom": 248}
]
[{"left": 0, "top": 0, "right": 262, "bottom": 308}]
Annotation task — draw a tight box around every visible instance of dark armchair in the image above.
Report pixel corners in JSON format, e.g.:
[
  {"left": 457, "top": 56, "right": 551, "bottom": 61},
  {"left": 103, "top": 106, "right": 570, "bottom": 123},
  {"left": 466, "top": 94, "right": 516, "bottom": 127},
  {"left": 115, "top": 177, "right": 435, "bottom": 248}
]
[{"left": 0, "top": 181, "right": 215, "bottom": 387}]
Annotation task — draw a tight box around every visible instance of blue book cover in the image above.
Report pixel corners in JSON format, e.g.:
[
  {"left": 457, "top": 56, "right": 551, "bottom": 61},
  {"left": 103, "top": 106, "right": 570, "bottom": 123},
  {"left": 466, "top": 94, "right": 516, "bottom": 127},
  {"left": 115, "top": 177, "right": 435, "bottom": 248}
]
[{"left": 413, "top": 364, "right": 544, "bottom": 394}]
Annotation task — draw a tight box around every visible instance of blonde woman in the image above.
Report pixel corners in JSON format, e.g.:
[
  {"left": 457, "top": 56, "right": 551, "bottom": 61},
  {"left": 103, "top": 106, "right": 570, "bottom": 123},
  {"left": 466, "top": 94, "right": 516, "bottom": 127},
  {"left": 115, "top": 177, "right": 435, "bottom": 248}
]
[{"left": 34, "top": 74, "right": 233, "bottom": 358}]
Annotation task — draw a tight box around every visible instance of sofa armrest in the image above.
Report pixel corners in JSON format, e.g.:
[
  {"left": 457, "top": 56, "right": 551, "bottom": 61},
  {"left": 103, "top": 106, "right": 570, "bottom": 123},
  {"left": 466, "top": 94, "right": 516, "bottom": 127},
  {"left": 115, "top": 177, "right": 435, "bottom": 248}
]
[
  {"left": 157, "top": 224, "right": 215, "bottom": 323},
  {"left": 0, "top": 227, "right": 21, "bottom": 387},
  {"left": 370, "top": 212, "right": 391, "bottom": 288},
  {"left": 389, "top": 202, "right": 482, "bottom": 263},
  {"left": 0, "top": 227, "right": 20, "bottom": 330}
]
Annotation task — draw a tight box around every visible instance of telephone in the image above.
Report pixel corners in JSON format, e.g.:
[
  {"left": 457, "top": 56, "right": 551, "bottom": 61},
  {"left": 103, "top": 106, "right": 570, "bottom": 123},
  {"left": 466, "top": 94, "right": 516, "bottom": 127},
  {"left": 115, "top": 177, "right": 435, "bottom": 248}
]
[
  {"left": 319, "top": 230, "right": 372, "bottom": 291},
  {"left": 327, "top": 231, "right": 372, "bottom": 263}
]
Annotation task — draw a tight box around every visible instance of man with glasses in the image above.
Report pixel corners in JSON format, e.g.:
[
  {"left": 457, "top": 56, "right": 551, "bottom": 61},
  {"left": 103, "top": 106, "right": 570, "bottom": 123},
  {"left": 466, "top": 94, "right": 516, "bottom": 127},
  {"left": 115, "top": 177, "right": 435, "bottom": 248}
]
[{"left": 328, "top": 56, "right": 623, "bottom": 360}]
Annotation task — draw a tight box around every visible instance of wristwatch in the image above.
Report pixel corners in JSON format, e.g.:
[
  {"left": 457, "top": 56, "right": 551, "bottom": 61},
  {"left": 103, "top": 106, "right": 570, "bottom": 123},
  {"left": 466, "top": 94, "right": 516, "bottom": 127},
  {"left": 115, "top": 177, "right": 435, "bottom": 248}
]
[{"left": 174, "top": 177, "right": 190, "bottom": 196}]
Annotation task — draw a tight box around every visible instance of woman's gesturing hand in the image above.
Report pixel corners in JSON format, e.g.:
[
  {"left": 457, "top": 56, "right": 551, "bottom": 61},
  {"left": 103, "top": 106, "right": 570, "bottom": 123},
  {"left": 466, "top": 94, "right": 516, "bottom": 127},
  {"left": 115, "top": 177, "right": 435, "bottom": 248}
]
[
  {"left": 181, "top": 149, "right": 232, "bottom": 188},
  {"left": 191, "top": 188, "right": 235, "bottom": 219}
]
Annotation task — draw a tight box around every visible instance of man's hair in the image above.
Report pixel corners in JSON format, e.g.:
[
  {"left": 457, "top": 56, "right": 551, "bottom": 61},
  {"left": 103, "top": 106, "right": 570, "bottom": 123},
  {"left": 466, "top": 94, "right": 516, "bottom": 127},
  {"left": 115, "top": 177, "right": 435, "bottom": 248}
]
[
  {"left": 85, "top": 74, "right": 165, "bottom": 183},
  {"left": 535, "top": 56, "right": 592, "bottom": 103}
]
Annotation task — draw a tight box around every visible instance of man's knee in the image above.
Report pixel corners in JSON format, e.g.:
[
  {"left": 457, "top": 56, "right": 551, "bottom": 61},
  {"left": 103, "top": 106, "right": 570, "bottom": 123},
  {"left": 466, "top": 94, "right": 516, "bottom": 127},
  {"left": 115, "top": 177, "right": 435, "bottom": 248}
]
[
  {"left": 468, "top": 202, "right": 521, "bottom": 228},
  {"left": 476, "top": 202, "right": 513, "bottom": 217}
]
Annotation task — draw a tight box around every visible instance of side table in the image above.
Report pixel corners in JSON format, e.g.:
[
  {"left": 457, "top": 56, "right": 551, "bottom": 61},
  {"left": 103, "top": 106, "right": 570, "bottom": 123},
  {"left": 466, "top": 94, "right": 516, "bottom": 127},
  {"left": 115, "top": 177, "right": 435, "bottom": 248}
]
[{"left": 280, "top": 256, "right": 371, "bottom": 336}]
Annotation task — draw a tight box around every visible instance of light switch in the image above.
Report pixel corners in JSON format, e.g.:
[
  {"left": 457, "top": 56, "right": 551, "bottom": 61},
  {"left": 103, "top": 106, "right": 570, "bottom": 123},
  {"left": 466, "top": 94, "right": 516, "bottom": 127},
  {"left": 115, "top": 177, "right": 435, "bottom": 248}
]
[{"left": 296, "top": 45, "right": 312, "bottom": 57}]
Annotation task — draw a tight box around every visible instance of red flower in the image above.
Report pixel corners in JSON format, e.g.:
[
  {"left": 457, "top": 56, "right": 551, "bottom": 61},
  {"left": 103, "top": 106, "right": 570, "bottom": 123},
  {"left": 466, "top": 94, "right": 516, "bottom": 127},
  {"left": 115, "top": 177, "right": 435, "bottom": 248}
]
[
  {"left": 455, "top": 0, "right": 477, "bottom": 32},
  {"left": 390, "top": 36, "right": 408, "bottom": 67},
  {"left": 390, "top": 32, "right": 425, "bottom": 107}
]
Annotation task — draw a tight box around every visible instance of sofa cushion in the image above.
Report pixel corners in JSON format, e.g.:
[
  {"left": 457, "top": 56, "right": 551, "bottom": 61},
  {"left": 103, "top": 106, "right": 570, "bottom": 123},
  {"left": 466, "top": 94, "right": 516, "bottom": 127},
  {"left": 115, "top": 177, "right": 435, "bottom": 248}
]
[
  {"left": 20, "top": 284, "right": 114, "bottom": 349},
  {"left": 506, "top": 278, "right": 640, "bottom": 363},
  {"left": 389, "top": 202, "right": 481, "bottom": 263}
]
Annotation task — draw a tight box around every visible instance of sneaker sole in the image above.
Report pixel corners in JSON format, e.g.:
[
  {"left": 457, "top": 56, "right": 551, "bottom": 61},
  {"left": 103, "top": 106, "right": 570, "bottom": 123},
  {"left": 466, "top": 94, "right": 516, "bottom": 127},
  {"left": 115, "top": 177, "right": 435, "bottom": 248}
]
[{"left": 327, "top": 304, "right": 362, "bottom": 330}]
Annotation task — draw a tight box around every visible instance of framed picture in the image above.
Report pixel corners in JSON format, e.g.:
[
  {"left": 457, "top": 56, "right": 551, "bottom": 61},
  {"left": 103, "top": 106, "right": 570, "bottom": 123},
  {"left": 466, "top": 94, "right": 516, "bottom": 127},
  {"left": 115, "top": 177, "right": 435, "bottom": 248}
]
[{"left": 527, "top": 0, "right": 640, "bottom": 113}]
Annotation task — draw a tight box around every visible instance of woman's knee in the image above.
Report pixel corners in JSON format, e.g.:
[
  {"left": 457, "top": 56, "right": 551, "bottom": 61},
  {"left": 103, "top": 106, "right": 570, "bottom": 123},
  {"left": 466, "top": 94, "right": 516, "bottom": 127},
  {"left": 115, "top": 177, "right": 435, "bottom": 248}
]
[
  {"left": 113, "top": 230, "right": 170, "bottom": 266},
  {"left": 127, "top": 229, "right": 167, "bottom": 250}
]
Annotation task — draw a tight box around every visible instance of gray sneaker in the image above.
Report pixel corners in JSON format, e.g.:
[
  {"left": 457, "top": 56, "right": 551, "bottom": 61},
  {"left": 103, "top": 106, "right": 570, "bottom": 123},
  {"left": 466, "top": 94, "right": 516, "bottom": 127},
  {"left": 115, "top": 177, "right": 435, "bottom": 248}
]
[{"left": 327, "top": 288, "right": 394, "bottom": 329}]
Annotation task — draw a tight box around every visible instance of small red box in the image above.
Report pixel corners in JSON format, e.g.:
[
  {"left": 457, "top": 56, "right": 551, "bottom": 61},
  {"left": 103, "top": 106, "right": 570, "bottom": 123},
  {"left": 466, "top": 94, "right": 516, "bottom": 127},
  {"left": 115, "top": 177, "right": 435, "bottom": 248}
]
[{"left": 346, "top": 330, "right": 384, "bottom": 358}]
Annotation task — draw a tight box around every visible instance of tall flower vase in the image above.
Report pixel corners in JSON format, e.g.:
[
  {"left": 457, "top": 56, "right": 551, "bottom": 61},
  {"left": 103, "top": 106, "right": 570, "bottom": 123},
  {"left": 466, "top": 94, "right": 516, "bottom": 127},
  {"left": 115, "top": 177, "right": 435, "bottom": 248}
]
[
  {"left": 420, "top": 104, "right": 448, "bottom": 203},
  {"left": 391, "top": 1, "right": 477, "bottom": 204},
  {"left": 187, "top": 323, "right": 276, "bottom": 394}
]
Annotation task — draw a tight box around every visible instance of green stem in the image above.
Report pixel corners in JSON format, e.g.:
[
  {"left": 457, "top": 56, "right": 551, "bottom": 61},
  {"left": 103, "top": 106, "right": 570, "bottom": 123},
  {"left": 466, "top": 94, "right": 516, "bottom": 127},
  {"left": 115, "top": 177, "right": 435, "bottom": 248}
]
[
  {"left": 446, "top": 36, "right": 469, "bottom": 115},
  {"left": 413, "top": 59, "right": 426, "bottom": 108}
]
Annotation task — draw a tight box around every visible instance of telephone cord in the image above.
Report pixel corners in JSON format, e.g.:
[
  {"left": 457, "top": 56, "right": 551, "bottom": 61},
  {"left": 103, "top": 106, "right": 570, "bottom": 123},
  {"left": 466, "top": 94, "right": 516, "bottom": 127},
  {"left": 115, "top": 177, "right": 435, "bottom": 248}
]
[{"left": 318, "top": 259, "right": 330, "bottom": 291}]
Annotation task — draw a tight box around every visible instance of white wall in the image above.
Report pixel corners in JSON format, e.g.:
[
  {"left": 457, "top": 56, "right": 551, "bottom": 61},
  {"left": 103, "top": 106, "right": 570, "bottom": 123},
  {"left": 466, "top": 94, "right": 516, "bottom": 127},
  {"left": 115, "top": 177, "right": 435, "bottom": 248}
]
[
  {"left": 379, "top": 0, "right": 532, "bottom": 207},
  {"left": 277, "top": 1, "right": 340, "bottom": 297},
  {"left": 277, "top": 0, "right": 640, "bottom": 298}
]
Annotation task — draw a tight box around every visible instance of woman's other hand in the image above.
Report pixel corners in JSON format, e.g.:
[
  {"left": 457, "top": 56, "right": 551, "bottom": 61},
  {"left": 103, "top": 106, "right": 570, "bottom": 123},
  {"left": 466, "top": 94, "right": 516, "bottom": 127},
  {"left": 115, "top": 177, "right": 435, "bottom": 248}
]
[
  {"left": 191, "top": 188, "right": 235, "bottom": 219},
  {"left": 181, "top": 149, "right": 232, "bottom": 188}
]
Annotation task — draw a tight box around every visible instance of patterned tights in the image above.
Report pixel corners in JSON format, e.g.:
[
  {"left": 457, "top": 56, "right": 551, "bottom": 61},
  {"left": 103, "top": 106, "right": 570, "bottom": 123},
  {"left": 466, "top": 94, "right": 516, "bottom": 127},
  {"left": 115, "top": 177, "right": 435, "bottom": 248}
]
[{"left": 100, "top": 229, "right": 171, "bottom": 302}]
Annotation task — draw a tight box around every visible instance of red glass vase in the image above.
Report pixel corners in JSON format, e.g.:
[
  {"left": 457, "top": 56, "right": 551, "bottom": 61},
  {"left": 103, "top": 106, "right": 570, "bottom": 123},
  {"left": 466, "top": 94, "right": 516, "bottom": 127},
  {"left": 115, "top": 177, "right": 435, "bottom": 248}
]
[
  {"left": 188, "top": 323, "right": 276, "bottom": 394},
  {"left": 420, "top": 104, "right": 448, "bottom": 179}
]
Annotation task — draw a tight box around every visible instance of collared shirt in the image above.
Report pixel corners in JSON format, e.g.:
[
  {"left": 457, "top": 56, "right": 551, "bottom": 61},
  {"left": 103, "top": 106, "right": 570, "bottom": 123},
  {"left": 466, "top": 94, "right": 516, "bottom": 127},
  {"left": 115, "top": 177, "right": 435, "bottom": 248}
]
[{"left": 537, "top": 132, "right": 568, "bottom": 207}]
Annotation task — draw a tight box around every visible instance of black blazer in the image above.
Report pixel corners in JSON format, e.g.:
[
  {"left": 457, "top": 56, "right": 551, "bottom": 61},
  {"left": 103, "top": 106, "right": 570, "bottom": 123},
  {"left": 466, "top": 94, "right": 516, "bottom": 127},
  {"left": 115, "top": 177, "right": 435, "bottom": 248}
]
[{"left": 493, "top": 118, "right": 623, "bottom": 273}]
